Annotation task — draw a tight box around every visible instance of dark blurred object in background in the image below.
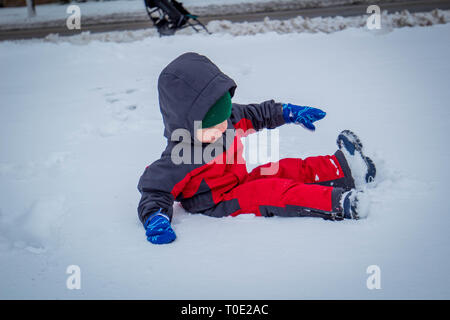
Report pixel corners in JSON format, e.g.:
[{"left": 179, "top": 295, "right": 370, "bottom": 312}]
[{"left": 144, "top": 0, "right": 210, "bottom": 36}]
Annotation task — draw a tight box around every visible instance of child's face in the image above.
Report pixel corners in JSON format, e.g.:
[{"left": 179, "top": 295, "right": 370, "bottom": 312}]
[{"left": 196, "top": 119, "right": 228, "bottom": 143}]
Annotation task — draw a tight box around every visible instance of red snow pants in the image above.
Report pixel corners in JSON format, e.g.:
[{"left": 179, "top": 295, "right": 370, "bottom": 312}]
[{"left": 208, "top": 150, "right": 354, "bottom": 218}]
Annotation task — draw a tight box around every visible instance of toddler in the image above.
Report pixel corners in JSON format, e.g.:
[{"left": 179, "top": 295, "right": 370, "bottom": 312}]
[{"left": 137, "top": 52, "right": 376, "bottom": 244}]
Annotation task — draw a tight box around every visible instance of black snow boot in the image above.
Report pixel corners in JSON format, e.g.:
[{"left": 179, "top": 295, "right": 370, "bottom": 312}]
[
  {"left": 339, "top": 189, "right": 370, "bottom": 220},
  {"left": 336, "top": 130, "right": 376, "bottom": 188}
]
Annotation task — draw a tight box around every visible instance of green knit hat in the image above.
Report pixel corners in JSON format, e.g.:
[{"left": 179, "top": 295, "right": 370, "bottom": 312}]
[{"left": 201, "top": 91, "right": 232, "bottom": 128}]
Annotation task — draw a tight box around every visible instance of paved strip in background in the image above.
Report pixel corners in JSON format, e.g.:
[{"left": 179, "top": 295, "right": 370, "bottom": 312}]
[{"left": 1, "top": 0, "right": 450, "bottom": 41}]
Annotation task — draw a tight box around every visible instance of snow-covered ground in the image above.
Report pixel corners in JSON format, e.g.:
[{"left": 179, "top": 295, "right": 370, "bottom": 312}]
[{"left": 1, "top": 22, "right": 450, "bottom": 299}]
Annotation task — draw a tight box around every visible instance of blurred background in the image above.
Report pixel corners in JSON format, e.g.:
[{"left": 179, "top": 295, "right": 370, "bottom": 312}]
[{"left": 1, "top": 0, "right": 450, "bottom": 40}]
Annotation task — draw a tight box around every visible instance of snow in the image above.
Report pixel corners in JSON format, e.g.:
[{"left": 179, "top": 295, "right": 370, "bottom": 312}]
[
  {"left": 19, "top": 9, "right": 446, "bottom": 44},
  {"left": 1, "top": 22, "right": 450, "bottom": 299}
]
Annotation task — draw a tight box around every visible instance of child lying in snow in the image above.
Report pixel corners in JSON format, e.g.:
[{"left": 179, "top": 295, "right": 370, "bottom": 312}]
[{"left": 137, "top": 52, "right": 376, "bottom": 244}]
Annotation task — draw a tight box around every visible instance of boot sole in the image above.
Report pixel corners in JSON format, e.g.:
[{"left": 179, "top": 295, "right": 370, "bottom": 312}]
[{"left": 337, "top": 130, "right": 376, "bottom": 183}]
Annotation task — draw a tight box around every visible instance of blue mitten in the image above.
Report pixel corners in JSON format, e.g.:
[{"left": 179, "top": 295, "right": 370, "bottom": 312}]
[
  {"left": 282, "top": 103, "right": 326, "bottom": 131},
  {"left": 144, "top": 209, "right": 176, "bottom": 245}
]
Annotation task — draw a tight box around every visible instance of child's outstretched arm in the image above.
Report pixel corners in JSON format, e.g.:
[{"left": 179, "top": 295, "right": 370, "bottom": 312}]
[
  {"left": 229, "top": 100, "right": 326, "bottom": 136},
  {"left": 230, "top": 100, "right": 286, "bottom": 136},
  {"left": 138, "top": 179, "right": 176, "bottom": 245},
  {"left": 137, "top": 156, "right": 190, "bottom": 245}
]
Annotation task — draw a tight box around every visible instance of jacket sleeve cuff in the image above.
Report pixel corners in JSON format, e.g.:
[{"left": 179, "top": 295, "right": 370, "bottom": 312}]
[{"left": 273, "top": 102, "right": 287, "bottom": 127}]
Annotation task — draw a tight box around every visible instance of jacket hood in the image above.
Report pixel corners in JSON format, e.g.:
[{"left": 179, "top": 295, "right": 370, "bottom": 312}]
[{"left": 158, "top": 52, "right": 237, "bottom": 142}]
